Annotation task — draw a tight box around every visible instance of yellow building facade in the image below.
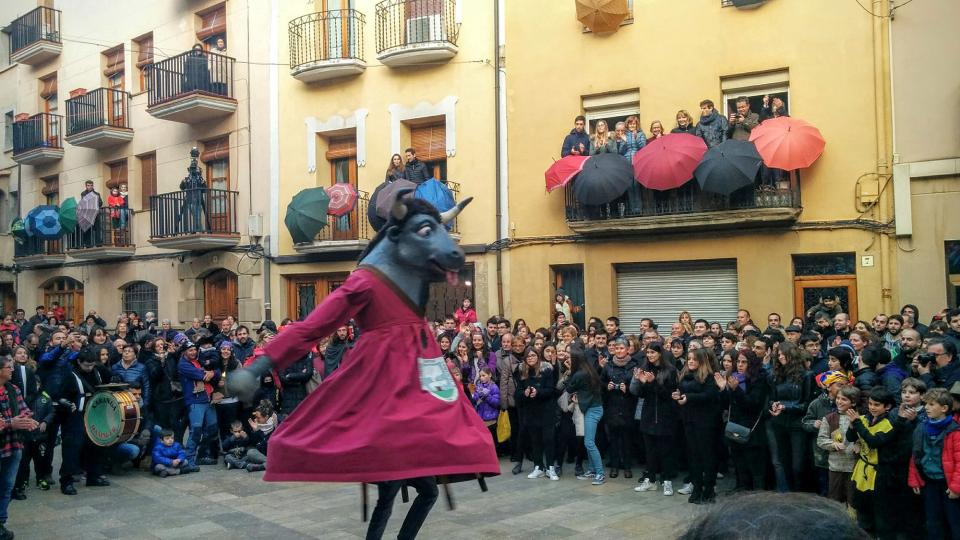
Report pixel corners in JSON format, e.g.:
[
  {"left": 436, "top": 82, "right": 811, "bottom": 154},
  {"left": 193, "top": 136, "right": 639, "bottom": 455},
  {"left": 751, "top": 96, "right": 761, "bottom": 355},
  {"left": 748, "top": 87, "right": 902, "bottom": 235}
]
[{"left": 501, "top": 0, "right": 897, "bottom": 332}]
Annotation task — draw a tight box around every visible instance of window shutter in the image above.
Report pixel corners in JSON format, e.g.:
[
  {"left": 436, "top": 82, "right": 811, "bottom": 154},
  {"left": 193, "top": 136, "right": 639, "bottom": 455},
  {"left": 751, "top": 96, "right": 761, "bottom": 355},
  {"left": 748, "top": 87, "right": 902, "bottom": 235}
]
[
  {"left": 197, "top": 5, "right": 227, "bottom": 41},
  {"left": 410, "top": 124, "right": 446, "bottom": 162},
  {"left": 136, "top": 36, "right": 153, "bottom": 68},
  {"left": 39, "top": 75, "right": 57, "bottom": 99},
  {"left": 41, "top": 176, "right": 59, "bottom": 196},
  {"left": 140, "top": 154, "right": 156, "bottom": 210},
  {"left": 324, "top": 136, "right": 357, "bottom": 161},
  {"left": 106, "top": 160, "right": 128, "bottom": 189},
  {"left": 103, "top": 45, "right": 125, "bottom": 77},
  {"left": 200, "top": 137, "right": 229, "bottom": 163}
]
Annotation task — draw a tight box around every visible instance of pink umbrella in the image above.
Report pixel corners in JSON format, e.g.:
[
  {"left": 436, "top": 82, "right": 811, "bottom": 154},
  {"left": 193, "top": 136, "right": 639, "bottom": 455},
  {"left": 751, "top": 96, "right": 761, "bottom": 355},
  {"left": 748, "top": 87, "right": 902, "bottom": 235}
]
[
  {"left": 749, "top": 117, "right": 825, "bottom": 170},
  {"left": 631, "top": 133, "right": 707, "bottom": 191},
  {"left": 544, "top": 155, "right": 589, "bottom": 193},
  {"left": 325, "top": 183, "right": 358, "bottom": 217}
]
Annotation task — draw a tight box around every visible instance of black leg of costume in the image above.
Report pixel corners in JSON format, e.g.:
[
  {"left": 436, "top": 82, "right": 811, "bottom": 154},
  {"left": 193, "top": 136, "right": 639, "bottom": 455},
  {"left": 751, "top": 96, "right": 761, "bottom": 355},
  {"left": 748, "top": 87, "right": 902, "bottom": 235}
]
[{"left": 366, "top": 477, "right": 438, "bottom": 540}]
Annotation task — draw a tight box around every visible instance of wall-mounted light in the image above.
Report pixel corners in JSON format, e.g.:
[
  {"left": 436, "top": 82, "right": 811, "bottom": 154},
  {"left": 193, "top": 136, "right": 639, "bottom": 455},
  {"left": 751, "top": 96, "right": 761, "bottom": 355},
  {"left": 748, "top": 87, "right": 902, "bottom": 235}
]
[{"left": 464, "top": 280, "right": 472, "bottom": 287}]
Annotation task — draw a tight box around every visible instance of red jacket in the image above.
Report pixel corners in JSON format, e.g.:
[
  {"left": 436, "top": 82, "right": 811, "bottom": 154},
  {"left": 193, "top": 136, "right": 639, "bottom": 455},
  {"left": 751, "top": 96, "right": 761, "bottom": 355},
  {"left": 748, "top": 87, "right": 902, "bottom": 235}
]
[{"left": 908, "top": 423, "right": 960, "bottom": 493}]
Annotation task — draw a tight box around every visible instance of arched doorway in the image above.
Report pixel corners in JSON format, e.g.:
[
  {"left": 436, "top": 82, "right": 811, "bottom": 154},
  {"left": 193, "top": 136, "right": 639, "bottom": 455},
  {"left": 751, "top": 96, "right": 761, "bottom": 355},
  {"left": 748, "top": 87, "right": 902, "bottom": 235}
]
[
  {"left": 43, "top": 277, "right": 84, "bottom": 324},
  {"left": 204, "top": 269, "right": 237, "bottom": 322}
]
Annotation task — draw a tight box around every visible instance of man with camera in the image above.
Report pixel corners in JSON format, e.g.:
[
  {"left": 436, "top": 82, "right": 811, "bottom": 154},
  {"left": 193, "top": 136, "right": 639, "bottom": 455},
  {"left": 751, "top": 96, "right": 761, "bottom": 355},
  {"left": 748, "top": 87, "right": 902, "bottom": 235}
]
[
  {"left": 726, "top": 97, "right": 759, "bottom": 141},
  {"left": 917, "top": 338, "right": 960, "bottom": 390}
]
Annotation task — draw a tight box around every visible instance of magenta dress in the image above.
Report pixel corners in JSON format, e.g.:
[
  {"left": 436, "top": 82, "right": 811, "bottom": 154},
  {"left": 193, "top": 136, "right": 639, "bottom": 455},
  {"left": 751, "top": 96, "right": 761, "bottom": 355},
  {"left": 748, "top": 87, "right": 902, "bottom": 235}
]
[{"left": 262, "top": 266, "right": 500, "bottom": 483}]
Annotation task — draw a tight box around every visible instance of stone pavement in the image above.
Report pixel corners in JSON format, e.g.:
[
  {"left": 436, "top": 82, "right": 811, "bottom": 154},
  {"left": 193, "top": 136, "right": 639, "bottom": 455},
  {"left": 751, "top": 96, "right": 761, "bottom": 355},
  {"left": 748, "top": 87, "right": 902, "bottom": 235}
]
[{"left": 10, "top": 458, "right": 719, "bottom": 539}]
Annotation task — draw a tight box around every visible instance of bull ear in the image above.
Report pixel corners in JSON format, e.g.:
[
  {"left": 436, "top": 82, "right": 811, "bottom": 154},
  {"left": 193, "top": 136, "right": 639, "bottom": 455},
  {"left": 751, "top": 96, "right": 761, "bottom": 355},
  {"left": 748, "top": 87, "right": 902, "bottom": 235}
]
[
  {"left": 439, "top": 197, "right": 473, "bottom": 225},
  {"left": 390, "top": 188, "right": 415, "bottom": 221}
]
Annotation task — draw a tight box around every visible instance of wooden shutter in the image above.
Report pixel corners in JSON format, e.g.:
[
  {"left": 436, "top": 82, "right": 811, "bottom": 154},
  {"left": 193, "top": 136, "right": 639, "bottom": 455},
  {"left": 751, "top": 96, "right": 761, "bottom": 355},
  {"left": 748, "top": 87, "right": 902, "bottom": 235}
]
[
  {"left": 410, "top": 123, "right": 446, "bottom": 161},
  {"left": 41, "top": 176, "right": 59, "bottom": 196},
  {"left": 140, "top": 153, "right": 156, "bottom": 210},
  {"left": 103, "top": 45, "right": 124, "bottom": 77},
  {"left": 200, "top": 136, "right": 229, "bottom": 163},
  {"left": 135, "top": 35, "right": 153, "bottom": 68},
  {"left": 197, "top": 4, "right": 227, "bottom": 41},
  {"left": 39, "top": 75, "right": 57, "bottom": 99},
  {"left": 324, "top": 136, "right": 357, "bottom": 160},
  {"left": 106, "top": 160, "right": 128, "bottom": 189}
]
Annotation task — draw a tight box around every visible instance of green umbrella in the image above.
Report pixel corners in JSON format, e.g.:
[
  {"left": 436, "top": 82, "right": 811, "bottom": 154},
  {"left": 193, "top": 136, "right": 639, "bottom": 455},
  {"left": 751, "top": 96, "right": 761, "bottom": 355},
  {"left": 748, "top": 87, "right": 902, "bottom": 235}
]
[
  {"left": 285, "top": 187, "right": 330, "bottom": 244},
  {"left": 9, "top": 217, "right": 26, "bottom": 245},
  {"left": 59, "top": 197, "right": 78, "bottom": 233}
]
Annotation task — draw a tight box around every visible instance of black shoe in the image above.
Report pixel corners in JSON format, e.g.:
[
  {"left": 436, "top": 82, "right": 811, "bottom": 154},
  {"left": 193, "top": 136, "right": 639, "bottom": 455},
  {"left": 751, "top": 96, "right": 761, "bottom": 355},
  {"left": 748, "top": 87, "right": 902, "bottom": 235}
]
[
  {"left": 181, "top": 464, "right": 200, "bottom": 474},
  {"left": 86, "top": 476, "right": 110, "bottom": 487},
  {"left": 574, "top": 465, "right": 584, "bottom": 477},
  {"left": 60, "top": 483, "right": 77, "bottom": 496},
  {"left": 197, "top": 457, "right": 218, "bottom": 466},
  {"left": 10, "top": 489, "right": 25, "bottom": 501},
  {"left": 701, "top": 488, "right": 717, "bottom": 504},
  {"left": 0, "top": 523, "right": 13, "bottom": 540},
  {"left": 609, "top": 468, "right": 619, "bottom": 479},
  {"left": 511, "top": 463, "right": 522, "bottom": 475},
  {"left": 623, "top": 469, "right": 633, "bottom": 479},
  {"left": 688, "top": 488, "right": 703, "bottom": 504}
]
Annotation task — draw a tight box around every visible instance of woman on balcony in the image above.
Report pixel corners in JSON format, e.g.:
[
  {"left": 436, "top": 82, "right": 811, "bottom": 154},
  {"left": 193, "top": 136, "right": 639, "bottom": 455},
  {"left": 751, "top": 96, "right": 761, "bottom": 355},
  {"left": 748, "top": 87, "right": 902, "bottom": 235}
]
[
  {"left": 384, "top": 154, "right": 406, "bottom": 183},
  {"left": 671, "top": 110, "right": 696, "bottom": 135},
  {"left": 589, "top": 120, "right": 616, "bottom": 155},
  {"left": 210, "top": 37, "right": 229, "bottom": 97},
  {"left": 648, "top": 120, "right": 665, "bottom": 142},
  {"left": 617, "top": 116, "right": 648, "bottom": 213}
]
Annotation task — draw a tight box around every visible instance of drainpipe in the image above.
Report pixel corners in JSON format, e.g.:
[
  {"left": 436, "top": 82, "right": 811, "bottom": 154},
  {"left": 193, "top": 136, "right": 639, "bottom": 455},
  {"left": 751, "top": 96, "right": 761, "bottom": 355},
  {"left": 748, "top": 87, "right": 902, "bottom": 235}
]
[
  {"left": 873, "top": 0, "right": 893, "bottom": 313},
  {"left": 493, "top": 0, "right": 506, "bottom": 315},
  {"left": 264, "top": 0, "right": 281, "bottom": 321}
]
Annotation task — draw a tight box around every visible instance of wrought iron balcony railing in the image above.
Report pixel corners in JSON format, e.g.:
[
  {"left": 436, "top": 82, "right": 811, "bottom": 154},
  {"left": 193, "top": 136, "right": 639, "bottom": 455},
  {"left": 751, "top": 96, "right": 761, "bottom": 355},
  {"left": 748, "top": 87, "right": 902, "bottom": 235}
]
[
  {"left": 65, "top": 88, "right": 130, "bottom": 136},
  {"left": 13, "top": 113, "right": 62, "bottom": 155},
  {"left": 9, "top": 6, "right": 61, "bottom": 57},
  {"left": 289, "top": 9, "right": 366, "bottom": 69},
  {"left": 375, "top": 0, "right": 459, "bottom": 54},
  {"left": 149, "top": 188, "right": 239, "bottom": 238},
  {"left": 146, "top": 49, "right": 235, "bottom": 107},
  {"left": 14, "top": 235, "right": 63, "bottom": 258},
  {"left": 66, "top": 207, "right": 134, "bottom": 250}
]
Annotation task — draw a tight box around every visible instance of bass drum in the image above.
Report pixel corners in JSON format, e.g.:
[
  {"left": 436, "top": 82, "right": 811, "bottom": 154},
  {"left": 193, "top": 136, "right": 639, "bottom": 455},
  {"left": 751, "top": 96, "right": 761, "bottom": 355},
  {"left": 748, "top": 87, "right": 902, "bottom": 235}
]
[{"left": 83, "top": 389, "right": 141, "bottom": 447}]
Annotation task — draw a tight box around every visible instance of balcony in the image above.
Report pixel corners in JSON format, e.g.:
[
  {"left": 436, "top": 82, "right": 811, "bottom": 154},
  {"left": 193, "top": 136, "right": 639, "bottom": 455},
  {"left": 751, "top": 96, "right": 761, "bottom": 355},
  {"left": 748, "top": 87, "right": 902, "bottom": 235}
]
[
  {"left": 13, "top": 236, "right": 64, "bottom": 268},
  {"left": 12, "top": 113, "right": 63, "bottom": 165},
  {"left": 65, "top": 207, "right": 135, "bottom": 260},
  {"left": 294, "top": 191, "right": 372, "bottom": 254},
  {"left": 64, "top": 88, "right": 133, "bottom": 149},
  {"left": 8, "top": 7, "right": 61, "bottom": 66},
  {"left": 148, "top": 188, "right": 240, "bottom": 251},
  {"left": 564, "top": 177, "right": 802, "bottom": 236},
  {"left": 375, "top": 0, "right": 459, "bottom": 68},
  {"left": 146, "top": 49, "right": 237, "bottom": 123},
  {"left": 289, "top": 10, "right": 366, "bottom": 83}
]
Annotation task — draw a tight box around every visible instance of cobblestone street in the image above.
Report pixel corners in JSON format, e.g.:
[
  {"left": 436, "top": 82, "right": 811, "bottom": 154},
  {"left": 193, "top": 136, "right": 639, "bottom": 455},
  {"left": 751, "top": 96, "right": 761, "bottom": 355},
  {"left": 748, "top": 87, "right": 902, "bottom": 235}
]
[{"left": 11, "top": 458, "right": 708, "bottom": 539}]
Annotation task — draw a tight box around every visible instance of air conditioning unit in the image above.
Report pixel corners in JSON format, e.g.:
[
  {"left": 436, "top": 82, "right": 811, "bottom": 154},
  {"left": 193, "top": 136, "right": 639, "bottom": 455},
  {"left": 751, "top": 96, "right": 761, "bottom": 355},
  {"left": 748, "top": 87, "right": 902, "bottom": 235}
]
[
  {"left": 732, "top": 0, "right": 766, "bottom": 8},
  {"left": 406, "top": 15, "right": 444, "bottom": 44},
  {"left": 247, "top": 213, "right": 263, "bottom": 237}
]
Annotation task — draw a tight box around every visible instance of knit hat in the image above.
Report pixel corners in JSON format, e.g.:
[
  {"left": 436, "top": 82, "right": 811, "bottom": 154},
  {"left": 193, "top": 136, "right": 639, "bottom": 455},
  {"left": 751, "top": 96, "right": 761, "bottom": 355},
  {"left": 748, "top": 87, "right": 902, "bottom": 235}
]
[
  {"left": 172, "top": 333, "right": 189, "bottom": 347},
  {"left": 816, "top": 370, "right": 852, "bottom": 389},
  {"left": 219, "top": 341, "right": 234, "bottom": 351}
]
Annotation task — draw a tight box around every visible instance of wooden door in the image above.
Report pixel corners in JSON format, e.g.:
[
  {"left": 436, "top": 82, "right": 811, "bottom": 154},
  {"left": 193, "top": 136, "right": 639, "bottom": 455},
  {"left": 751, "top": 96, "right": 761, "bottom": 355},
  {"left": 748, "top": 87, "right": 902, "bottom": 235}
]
[
  {"left": 793, "top": 276, "right": 858, "bottom": 324},
  {"left": 553, "top": 265, "right": 585, "bottom": 330},
  {"left": 204, "top": 269, "right": 238, "bottom": 322},
  {"left": 44, "top": 277, "right": 83, "bottom": 324},
  {"left": 329, "top": 156, "right": 358, "bottom": 240},
  {"left": 321, "top": 0, "right": 352, "bottom": 59},
  {"left": 286, "top": 274, "right": 348, "bottom": 321},
  {"left": 108, "top": 74, "right": 125, "bottom": 126}
]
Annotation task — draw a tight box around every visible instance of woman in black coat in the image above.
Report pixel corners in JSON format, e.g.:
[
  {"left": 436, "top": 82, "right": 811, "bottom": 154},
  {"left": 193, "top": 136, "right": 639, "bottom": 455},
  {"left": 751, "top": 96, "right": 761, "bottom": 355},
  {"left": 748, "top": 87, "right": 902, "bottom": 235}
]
[
  {"left": 674, "top": 347, "right": 721, "bottom": 504},
  {"left": 514, "top": 347, "right": 557, "bottom": 480},
  {"left": 718, "top": 348, "right": 769, "bottom": 491},
  {"left": 280, "top": 353, "right": 314, "bottom": 414},
  {"left": 601, "top": 338, "right": 639, "bottom": 479},
  {"left": 630, "top": 343, "right": 679, "bottom": 494},
  {"left": 767, "top": 341, "right": 815, "bottom": 492}
]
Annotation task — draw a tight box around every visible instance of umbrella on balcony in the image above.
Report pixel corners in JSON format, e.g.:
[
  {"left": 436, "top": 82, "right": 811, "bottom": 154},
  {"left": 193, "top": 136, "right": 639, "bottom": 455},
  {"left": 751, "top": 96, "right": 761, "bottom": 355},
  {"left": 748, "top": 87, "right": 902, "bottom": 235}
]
[
  {"left": 576, "top": 0, "right": 630, "bottom": 33},
  {"left": 572, "top": 152, "right": 634, "bottom": 205},
  {"left": 285, "top": 187, "right": 330, "bottom": 244},
  {"left": 25, "top": 205, "right": 62, "bottom": 240},
  {"left": 9, "top": 218, "right": 26, "bottom": 245},
  {"left": 326, "top": 183, "right": 358, "bottom": 217},
  {"left": 368, "top": 182, "right": 389, "bottom": 232},
  {"left": 749, "top": 116, "right": 826, "bottom": 170},
  {"left": 77, "top": 191, "right": 100, "bottom": 232},
  {"left": 374, "top": 179, "right": 417, "bottom": 221},
  {"left": 631, "top": 133, "right": 707, "bottom": 191},
  {"left": 694, "top": 140, "right": 763, "bottom": 195},
  {"left": 545, "top": 155, "right": 589, "bottom": 193},
  {"left": 415, "top": 178, "right": 456, "bottom": 213},
  {"left": 58, "top": 197, "right": 78, "bottom": 234}
]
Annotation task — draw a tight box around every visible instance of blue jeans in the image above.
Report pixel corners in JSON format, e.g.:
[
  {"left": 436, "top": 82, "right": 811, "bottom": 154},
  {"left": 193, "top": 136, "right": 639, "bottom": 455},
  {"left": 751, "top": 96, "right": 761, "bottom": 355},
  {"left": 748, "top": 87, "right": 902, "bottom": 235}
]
[
  {"left": 0, "top": 450, "right": 22, "bottom": 523},
  {"left": 186, "top": 403, "right": 218, "bottom": 466},
  {"left": 583, "top": 405, "right": 604, "bottom": 476},
  {"left": 110, "top": 442, "right": 140, "bottom": 463}
]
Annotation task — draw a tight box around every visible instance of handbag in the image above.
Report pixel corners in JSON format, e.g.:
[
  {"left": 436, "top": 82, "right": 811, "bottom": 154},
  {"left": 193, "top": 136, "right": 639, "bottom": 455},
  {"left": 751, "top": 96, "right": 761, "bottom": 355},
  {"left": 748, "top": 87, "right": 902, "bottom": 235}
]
[
  {"left": 724, "top": 400, "right": 763, "bottom": 445},
  {"left": 496, "top": 409, "right": 511, "bottom": 443}
]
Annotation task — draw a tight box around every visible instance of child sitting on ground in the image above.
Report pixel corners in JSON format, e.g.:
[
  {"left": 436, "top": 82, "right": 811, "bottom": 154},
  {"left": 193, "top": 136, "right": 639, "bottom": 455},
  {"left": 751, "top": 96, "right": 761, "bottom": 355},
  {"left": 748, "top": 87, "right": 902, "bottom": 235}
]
[
  {"left": 152, "top": 429, "right": 190, "bottom": 476},
  {"left": 232, "top": 400, "right": 276, "bottom": 472},
  {"left": 223, "top": 419, "right": 262, "bottom": 472}
]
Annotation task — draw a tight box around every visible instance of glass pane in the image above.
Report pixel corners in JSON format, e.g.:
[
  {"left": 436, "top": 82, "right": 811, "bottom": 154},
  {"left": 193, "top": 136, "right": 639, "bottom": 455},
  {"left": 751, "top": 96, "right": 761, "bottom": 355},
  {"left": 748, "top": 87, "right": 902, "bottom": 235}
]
[
  {"left": 297, "top": 284, "right": 316, "bottom": 320},
  {"left": 802, "top": 286, "right": 851, "bottom": 318},
  {"left": 333, "top": 158, "right": 349, "bottom": 184},
  {"left": 793, "top": 254, "right": 856, "bottom": 276}
]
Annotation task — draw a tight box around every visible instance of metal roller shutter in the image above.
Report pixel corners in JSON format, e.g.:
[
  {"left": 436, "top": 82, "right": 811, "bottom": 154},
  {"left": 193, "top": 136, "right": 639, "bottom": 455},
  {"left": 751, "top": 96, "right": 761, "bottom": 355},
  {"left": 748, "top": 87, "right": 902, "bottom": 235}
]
[{"left": 616, "top": 260, "right": 739, "bottom": 334}]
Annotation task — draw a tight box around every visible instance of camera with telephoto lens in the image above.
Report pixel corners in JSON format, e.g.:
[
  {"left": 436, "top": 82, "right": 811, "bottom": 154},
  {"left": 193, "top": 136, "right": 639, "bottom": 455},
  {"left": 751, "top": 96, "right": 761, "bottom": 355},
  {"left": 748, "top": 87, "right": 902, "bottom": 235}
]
[{"left": 918, "top": 353, "right": 937, "bottom": 367}]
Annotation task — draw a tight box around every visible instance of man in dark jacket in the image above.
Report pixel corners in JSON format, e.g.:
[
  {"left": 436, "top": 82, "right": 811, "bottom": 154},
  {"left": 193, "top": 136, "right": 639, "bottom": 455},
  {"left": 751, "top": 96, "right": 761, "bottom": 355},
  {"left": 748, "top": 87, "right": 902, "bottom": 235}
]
[
  {"left": 918, "top": 338, "right": 960, "bottom": 390},
  {"left": 725, "top": 96, "right": 760, "bottom": 141},
  {"left": 560, "top": 115, "right": 590, "bottom": 157},
  {"left": 694, "top": 99, "right": 728, "bottom": 148},
  {"left": 403, "top": 148, "right": 430, "bottom": 184}
]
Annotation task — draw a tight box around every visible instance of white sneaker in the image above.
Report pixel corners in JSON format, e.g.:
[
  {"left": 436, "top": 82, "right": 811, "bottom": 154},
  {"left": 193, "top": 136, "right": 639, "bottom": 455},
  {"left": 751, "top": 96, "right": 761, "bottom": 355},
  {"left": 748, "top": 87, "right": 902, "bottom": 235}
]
[
  {"left": 527, "top": 466, "right": 544, "bottom": 479},
  {"left": 677, "top": 482, "right": 694, "bottom": 495},
  {"left": 717, "top": 472, "right": 724, "bottom": 479},
  {"left": 663, "top": 480, "right": 674, "bottom": 496},
  {"left": 633, "top": 478, "right": 657, "bottom": 492},
  {"left": 546, "top": 466, "right": 560, "bottom": 481}
]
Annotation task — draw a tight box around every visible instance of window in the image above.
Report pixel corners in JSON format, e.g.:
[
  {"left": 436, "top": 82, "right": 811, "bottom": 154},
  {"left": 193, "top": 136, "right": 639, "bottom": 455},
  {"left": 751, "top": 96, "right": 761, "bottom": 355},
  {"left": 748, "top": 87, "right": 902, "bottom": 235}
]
[
  {"left": 122, "top": 281, "right": 158, "bottom": 319},
  {"left": 721, "top": 69, "right": 789, "bottom": 119},
  {"left": 103, "top": 44, "right": 124, "bottom": 85},
  {"left": 133, "top": 33, "right": 153, "bottom": 93},
  {"left": 3, "top": 112, "right": 13, "bottom": 152},
  {"left": 201, "top": 136, "right": 230, "bottom": 191},
  {"left": 286, "top": 274, "right": 348, "bottom": 321},
  {"left": 792, "top": 253, "right": 858, "bottom": 322},
  {"left": 410, "top": 122, "right": 446, "bottom": 180},
  {"left": 106, "top": 159, "right": 128, "bottom": 190},
  {"left": 197, "top": 3, "right": 227, "bottom": 47},
  {"left": 139, "top": 153, "right": 156, "bottom": 211},
  {"left": 326, "top": 135, "right": 358, "bottom": 239},
  {"left": 39, "top": 73, "right": 57, "bottom": 113},
  {"left": 40, "top": 175, "right": 59, "bottom": 206},
  {"left": 582, "top": 89, "right": 640, "bottom": 139},
  {"left": 44, "top": 277, "right": 84, "bottom": 324},
  {"left": 426, "top": 263, "right": 475, "bottom": 323}
]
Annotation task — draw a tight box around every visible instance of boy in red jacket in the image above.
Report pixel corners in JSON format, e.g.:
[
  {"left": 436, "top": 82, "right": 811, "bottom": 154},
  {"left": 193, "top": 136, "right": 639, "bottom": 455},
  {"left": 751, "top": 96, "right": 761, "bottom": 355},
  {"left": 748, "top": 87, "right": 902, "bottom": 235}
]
[{"left": 908, "top": 388, "right": 960, "bottom": 539}]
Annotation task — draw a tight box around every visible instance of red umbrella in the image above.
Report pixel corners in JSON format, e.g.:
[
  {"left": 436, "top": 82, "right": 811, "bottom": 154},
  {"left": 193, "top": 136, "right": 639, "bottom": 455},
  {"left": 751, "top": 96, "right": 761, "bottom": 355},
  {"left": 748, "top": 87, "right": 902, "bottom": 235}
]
[
  {"left": 631, "top": 133, "right": 707, "bottom": 191},
  {"left": 749, "top": 116, "right": 825, "bottom": 170},
  {"left": 545, "top": 155, "right": 589, "bottom": 193},
  {"left": 325, "top": 183, "right": 358, "bottom": 217}
]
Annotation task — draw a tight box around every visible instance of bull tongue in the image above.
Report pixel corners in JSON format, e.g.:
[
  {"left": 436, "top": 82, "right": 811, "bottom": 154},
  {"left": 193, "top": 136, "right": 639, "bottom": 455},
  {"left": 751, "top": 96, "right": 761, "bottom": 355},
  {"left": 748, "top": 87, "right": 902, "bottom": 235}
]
[{"left": 446, "top": 271, "right": 459, "bottom": 286}]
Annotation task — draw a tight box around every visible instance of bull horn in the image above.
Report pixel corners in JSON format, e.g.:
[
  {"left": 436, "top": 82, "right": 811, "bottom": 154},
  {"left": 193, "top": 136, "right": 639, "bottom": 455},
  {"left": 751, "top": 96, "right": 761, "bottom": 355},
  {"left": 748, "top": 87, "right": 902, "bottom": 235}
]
[
  {"left": 391, "top": 188, "right": 415, "bottom": 221},
  {"left": 440, "top": 197, "right": 473, "bottom": 225}
]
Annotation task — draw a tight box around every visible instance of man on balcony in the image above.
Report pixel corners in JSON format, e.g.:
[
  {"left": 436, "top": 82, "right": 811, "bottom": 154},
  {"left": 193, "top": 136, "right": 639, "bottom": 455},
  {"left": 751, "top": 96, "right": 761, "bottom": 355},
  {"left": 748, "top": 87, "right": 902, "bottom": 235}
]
[
  {"left": 726, "top": 96, "right": 759, "bottom": 141},
  {"left": 560, "top": 115, "right": 590, "bottom": 157},
  {"left": 403, "top": 148, "right": 430, "bottom": 184},
  {"left": 79, "top": 180, "right": 103, "bottom": 248},
  {"left": 179, "top": 152, "right": 209, "bottom": 234},
  {"left": 694, "top": 100, "right": 728, "bottom": 149}
]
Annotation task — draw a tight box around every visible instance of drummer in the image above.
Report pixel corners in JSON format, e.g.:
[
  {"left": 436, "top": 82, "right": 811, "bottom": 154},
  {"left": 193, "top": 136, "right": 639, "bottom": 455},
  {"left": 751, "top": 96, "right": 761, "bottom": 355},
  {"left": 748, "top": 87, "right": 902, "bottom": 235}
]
[{"left": 55, "top": 349, "right": 109, "bottom": 496}]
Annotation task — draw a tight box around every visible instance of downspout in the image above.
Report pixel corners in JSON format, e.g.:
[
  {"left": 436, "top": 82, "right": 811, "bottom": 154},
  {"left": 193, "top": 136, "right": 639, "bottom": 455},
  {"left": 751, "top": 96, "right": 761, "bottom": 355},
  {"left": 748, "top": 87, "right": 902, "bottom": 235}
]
[
  {"left": 493, "top": 0, "right": 506, "bottom": 315},
  {"left": 873, "top": 0, "right": 893, "bottom": 314},
  {"left": 264, "top": 0, "right": 281, "bottom": 321}
]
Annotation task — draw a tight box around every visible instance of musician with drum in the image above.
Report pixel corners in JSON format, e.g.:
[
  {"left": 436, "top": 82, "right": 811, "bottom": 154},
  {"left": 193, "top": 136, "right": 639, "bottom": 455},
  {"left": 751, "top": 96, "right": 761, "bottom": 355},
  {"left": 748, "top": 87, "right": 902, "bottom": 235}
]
[{"left": 56, "top": 349, "right": 110, "bottom": 495}]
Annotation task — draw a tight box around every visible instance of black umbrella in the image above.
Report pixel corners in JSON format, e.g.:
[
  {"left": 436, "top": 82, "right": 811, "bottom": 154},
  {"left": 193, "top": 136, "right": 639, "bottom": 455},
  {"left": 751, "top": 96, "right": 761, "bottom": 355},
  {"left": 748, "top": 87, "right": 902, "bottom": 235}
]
[
  {"left": 368, "top": 181, "right": 388, "bottom": 232},
  {"left": 572, "top": 153, "right": 634, "bottom": 205},
  {"left": 694, "top": 140, "right": 763, "bottom": 195}
]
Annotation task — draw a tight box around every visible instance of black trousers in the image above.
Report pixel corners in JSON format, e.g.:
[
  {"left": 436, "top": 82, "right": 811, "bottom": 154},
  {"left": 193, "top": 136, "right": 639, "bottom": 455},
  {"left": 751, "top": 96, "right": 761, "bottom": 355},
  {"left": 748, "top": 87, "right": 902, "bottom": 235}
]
[
  {"left": 731, "top": 443, "right": 766, "bottom": 490},
  {"left": 59, "top": 412, "right": 103, "bottom": 484},
  {"left": 15, "top": 438, "right": 48, "bottom": 487},
  {"left": 38, "top": 410, "right": 66, "bottom": 480},
  {"left": 521, "top": 422, "right": 555, "bottom": 469},
  {"left": 556, "top": 413, "right": 585, "bottom": 466},
  {"left": 605, "top": 421, "right": 633, "bottom": 470},
  {"left": 642, "top": 432, "right": 675, "bottom": 482},
  {"left": 366, "top": 476, "right": 438, "bottom": 540},
  {"left": 683, "top": 421, "right": 719, "bottom": 493}
]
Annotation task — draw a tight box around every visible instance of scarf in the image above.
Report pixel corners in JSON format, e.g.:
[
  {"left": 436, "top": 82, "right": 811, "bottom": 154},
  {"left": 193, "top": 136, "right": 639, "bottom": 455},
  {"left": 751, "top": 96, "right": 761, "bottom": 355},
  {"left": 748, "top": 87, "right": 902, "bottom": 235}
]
[
  {"left": 852, "top": 415, "right": 894, "bottom": 492},
  {"left": 731, "top": 372, "right": 747, "bottom": 392},
  {"left": 612, "top": 355, "right": 631, "bottom": 368},
  {"left": 924, "top": 416, "right": 955, "bottom": 437},
  {"left": 190, "top": 358, "right": 213, "bottom": 397}
]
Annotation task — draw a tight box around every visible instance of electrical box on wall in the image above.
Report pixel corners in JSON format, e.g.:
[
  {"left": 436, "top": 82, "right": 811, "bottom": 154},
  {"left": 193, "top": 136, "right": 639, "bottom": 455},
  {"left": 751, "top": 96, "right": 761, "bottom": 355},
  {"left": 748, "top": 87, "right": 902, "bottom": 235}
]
[
  {"left": 247, "top": 213, "right": 263, "bottom": 237},
  {"left": 856, "top": 177, "right": 880, "bottom": 207}
]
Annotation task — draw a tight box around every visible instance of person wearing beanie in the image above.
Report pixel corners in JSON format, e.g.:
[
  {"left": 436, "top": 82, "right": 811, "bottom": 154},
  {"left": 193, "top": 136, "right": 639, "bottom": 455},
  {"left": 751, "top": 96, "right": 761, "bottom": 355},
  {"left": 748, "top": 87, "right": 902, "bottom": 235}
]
[
  {"left": 178, "top": 342, "right": 219, "bottom": 468},
  {"left": 803, "top": 370, "right": 849, "bottom": 496}
]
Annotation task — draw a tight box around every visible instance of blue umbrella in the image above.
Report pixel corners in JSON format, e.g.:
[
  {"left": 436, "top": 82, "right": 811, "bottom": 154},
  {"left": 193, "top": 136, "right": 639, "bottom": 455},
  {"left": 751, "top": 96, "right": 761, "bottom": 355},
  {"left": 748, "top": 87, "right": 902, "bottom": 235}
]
[
  {"left": 415, "top": 178, "right": 457, "bottom": 230},
  {"left": 25, "top": 205, "right": 62, "bottom": 240}
]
